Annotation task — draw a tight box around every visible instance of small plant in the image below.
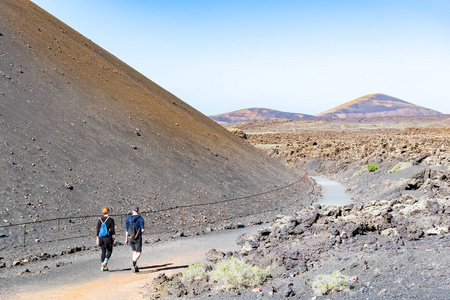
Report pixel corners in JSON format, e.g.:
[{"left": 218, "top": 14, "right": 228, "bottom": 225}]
[
  {"left": 388, "top": 162, "right": 412, "bottom": 173},
  {"left": 181, "top": 263, "right": 205, "bottom": 282},
  {"left": 352, "top": 167, "right": 364, "bottom": 177},
  {"left": 211, "top": 256, "right": 270, "bottom": 290},
  {"left": 366, "top": 164, "right": 379, "bottom": 172},
  {"left": 397, "top": 178, "right": 409, "bottom": 187},
  {"left": 312, "top": 270, "right": 351, "bottom": 296}
]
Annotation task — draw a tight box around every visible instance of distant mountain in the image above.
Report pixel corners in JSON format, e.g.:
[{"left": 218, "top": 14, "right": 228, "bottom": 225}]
[
  {"left": 316, "top": 93, "right": 442, "bottom": 118},
  {"left": 210, "top": 108, "right": 315, "bottom": 125}
]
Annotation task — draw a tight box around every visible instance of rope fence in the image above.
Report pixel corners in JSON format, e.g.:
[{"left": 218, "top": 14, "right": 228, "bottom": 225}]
[{"left": 0, "top": 174, "right": 313, "bottom": 251}]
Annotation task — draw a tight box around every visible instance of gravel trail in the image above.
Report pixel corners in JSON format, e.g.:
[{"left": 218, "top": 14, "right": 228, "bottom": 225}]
[
  {"left": 2, "top": 226, "right": 263, "bottom": 300},
  {"left": 311, "top": 176, "right": 352, "bottom": 206}
]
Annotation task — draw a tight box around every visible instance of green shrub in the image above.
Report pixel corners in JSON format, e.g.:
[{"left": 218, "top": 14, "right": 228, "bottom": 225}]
[
  {"left": 366, "top": 164, "right": 379, "bottom": 172},
  {"left": 312, "top": 270, "right": 351, "bottom": 296},
  {"left": 211, "top": 256, "right": 269, "bottom": 290},
  {"left": 181, "top": 263, "right": 205, "bottom": 282},
  {"left": 388, "top": 162, "right": 412, "bottom": 173},
  {"left": 352, "top": 167, "right": 364, "bottom": 177},
  {"left": 397, "top": 178, "right": 409, "bottom": 187}
]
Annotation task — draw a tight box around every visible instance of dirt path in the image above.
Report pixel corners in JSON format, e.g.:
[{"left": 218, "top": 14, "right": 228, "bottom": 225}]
[
  {"left": 3, "top": 226, "right": 263, "bottom": 300},
  {"left": 311, "top": 176, "right": 352, "bottom": 206}
]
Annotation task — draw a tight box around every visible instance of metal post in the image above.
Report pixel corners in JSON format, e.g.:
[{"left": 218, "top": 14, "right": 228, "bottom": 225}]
[
  {"left": 121, "top": 215, "right": 124, "bottom": 236},
  {"left": 164, "top": 212, "right": 168, "bottom": 232},
  {"left": 23, "top": 224, "right": 26, "bottom": 247},
  {"left": 57, "top": 218, "right": 60, "bottom": 241},
  {"left": 207, "top": 204, "right": 211, "bottom": 223}
]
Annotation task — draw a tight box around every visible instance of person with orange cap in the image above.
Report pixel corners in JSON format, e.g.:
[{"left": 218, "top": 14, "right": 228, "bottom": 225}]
[{"left": 96, "top": 207, "right": 116, "bottom": 271}]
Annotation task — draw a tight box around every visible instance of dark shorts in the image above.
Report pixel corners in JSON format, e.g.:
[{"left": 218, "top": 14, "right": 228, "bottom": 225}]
[{"left": 129, "top": 237, "right": 142, "bottom": 252}]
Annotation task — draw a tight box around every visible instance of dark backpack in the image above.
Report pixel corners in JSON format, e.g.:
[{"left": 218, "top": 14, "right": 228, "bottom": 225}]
[
  {"left": 99, "top": 217, "right": 109, "bottom": 237},
  {"left": 128, "top": 217, "right": 140, "bottom": 240}
]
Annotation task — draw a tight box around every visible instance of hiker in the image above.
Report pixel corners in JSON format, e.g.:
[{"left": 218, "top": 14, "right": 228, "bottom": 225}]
[
  {"left": 96, "top": 207, "right": 116, "bottom": 271},
  {"left": 125, "top": 205, "right": 145, "bottom": 272}
]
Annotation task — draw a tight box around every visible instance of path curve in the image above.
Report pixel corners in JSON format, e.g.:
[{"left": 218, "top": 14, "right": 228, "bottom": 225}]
[
  {"left": 5, "top": 178, "right": 349, "bottom": 299},
  {"left": 311, "top": 176, "right": 352, "bottom": 206},
  {"left": 3, "top": 226, "right": 263, "bottom": 300}
]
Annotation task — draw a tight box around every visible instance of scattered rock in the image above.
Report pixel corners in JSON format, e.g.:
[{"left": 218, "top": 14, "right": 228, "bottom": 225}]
[
  {"left": 56, "top": 261, "right": 71, "bottom": 268},
  {"left": 205, "top": 249, "right": 225, "bottom": 262},
  {"left": 11, "top": 261, "right": 20, "bottom": 267},
  {"left": 282, "top": 283, "right": 295, "bottom": 297},
  {"left": 227, "top": 128, "right": 247, "bottom": 139},
  {"left": 236, "top": 222, "right": 245, "bottom": 228},
  {"left": 224, "top": 223, "right": 233, "bottom": 230}
]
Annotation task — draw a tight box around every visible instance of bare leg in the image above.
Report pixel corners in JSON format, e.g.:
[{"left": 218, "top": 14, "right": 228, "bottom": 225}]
[{"left": 132, "top": 251, "right": 141, "bottom": 262}]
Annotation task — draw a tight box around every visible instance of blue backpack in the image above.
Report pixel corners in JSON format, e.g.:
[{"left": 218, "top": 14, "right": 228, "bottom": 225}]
[{"left": 99, "top": 217, "right": 109, "bottom": 237}]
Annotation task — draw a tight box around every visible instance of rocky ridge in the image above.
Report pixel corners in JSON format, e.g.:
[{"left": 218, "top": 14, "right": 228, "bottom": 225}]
[
  {"left": 147, "top": 195, "right": 449, "bottom": 298},
  {"left": 210, "top": 108, "right": 314, "bottom": 126}
]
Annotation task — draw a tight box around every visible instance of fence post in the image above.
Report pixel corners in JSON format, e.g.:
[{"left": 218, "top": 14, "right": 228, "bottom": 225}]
[
  {"left": 208, "top": 204, "right": 211, "bottom": 221},
  {"left": 23, "top": 224, "right": 26, "bottom": 247},
  {"left": 57, "top": 218, "right": 60, "bottom": 241},
  {"left": 121, "top": 215, "right": 124, "bottom": 235}
]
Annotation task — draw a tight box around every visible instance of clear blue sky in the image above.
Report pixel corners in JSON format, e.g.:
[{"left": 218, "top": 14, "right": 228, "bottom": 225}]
[{"left": 32, "top": 0, "right": 450, "bottom": 115}]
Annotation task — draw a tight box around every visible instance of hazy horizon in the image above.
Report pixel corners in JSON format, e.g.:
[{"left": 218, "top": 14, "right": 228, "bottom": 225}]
[{"left": 32, "top": 0, "right": 450, "bottom": 115}]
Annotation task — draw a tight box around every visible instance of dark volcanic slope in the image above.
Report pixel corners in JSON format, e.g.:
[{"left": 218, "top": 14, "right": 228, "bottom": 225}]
[
  {"left": 316, "top": 93, "right": 442, "bottom": 118},
  {"left": 0, "top": 0, "right": 298, "bottom": 223},
  {"left": 210, "top": 108, "right": 314, "bottom": 125}
]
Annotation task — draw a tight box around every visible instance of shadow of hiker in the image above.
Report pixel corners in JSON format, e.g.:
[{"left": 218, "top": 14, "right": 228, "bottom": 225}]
[
  {"left": 138, "top": 263, "right": 189, "bottom": 275},
  {"left": 110, "top": 263, "right": 180, "bottom": 273}
]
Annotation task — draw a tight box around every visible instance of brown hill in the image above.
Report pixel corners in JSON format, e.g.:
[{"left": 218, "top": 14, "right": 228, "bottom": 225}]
[
  {"left": 315, "top": 93, "right": 442, "bottom": 118},
  {"left": 0, "top": 0, "right": 299, "bottom": 225},
  {"left": 210, "top": 108, "right": 314, "bottom": 125}
]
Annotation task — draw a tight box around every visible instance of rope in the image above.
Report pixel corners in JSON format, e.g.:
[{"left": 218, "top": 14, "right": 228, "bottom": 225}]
[{"left": 0, "top": 174, "right": 308, "bottom": 229}]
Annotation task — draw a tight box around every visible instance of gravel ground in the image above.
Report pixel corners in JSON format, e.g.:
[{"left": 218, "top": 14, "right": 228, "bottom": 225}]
[{"left": 0, "top": 225, "right": 266, "bottom": 300}]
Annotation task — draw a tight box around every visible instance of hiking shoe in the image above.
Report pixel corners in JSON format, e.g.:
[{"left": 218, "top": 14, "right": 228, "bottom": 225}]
[
  {"left": 134, "top": 265, "right": 139, "bottom": 273},
  {"left": 101, "top": 263, "right": 105, "bottom": 272},
  {"left": 132, "top": 261, "right": 136, "bottom": 272},
  {"left": 103, "top": 261, "right": 109, "bottom": 271}
]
